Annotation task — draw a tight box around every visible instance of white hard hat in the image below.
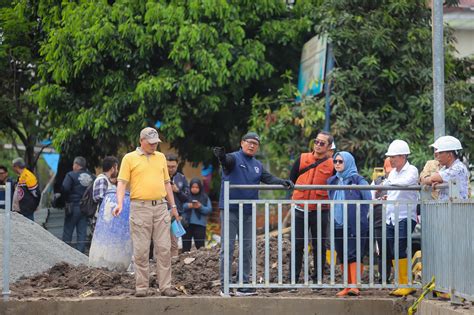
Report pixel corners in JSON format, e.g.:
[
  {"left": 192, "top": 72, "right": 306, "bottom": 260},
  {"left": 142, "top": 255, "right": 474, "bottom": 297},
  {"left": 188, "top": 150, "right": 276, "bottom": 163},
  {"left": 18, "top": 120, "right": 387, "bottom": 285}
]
[
  {"left": 331, "top": 141, "right": 336, "bottom": 150},
  {"left": 429, "top": 139, "right": 439, "bottom": 149},
  {"left": 434, "top": 136, "right": 462, "bottom": 153},
  {"left": 385, "top": 139, "right": 410, "bottom": 156}
]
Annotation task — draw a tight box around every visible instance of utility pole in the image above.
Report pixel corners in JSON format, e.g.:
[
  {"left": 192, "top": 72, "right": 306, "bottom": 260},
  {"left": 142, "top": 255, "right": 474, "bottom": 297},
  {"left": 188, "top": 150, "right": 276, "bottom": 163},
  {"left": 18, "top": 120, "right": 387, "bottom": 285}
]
[{"left": 432, "top": 0, "right": 445, "bottom": 139}]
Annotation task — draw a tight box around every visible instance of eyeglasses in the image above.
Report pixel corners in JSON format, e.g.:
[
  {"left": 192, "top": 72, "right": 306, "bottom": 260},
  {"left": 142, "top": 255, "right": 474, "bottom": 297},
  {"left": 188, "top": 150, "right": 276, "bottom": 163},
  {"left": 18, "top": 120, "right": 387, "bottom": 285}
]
[
  {"left": 0, "top": 172, "right": 6, "bottom": 175},
  {"left": 314, "top": 139, "right": 327, "bottom": 147},
  {"left": 333, "top": 159, "right": 344, "bottom": 165},
  {"left": 244, "top": 140, "right": 259, "bottom": 146}
]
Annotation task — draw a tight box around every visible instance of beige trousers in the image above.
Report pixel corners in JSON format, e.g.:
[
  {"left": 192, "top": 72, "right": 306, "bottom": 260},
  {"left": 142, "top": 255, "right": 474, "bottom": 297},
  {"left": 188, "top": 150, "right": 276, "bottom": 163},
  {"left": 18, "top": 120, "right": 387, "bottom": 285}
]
[
  {"left": 130, "top": 200, "right": 171, "bottom": 292},
  {"left": 170, "top": 232, "right": 179, "bottom": 258}
]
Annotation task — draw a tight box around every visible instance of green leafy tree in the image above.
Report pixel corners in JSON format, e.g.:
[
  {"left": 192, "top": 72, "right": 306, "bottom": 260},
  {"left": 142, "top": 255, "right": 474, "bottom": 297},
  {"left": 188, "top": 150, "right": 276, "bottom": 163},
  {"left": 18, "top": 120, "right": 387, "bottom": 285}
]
[
  {"left": 315, "top": 0, "right": 473, "bottom": 172},
  {"left": 250, "top": 71, "right": 326, "bottom": 177},
  {"left": 34, "top": 0, "right": 322, "bottom": 166},
  {"left": 0, "top": 0, "right": 49, "bottom": 170},
  {"left": 251, "top": 0, "right": 472, "bottom": 179}
]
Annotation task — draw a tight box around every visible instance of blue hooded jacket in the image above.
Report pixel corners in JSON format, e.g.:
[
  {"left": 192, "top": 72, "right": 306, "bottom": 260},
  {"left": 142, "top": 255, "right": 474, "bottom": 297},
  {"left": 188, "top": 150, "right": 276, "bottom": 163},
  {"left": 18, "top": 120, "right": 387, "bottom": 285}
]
[{"left": 327, "top": 152, "right": 371, "bottom": 236}]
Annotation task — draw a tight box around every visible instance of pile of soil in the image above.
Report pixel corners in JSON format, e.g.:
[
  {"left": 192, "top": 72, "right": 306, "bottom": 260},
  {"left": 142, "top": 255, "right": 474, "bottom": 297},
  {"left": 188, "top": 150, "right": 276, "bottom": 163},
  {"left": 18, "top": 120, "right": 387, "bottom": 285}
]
[
  {"left": 0, "top": 212, "right": 87, "bottom": 288},
  {"left": 10, "top": 236, "right": 398, "bottom": 299},
  {"left": 10, "top": 262, "right": 135, "bottom": 299}
]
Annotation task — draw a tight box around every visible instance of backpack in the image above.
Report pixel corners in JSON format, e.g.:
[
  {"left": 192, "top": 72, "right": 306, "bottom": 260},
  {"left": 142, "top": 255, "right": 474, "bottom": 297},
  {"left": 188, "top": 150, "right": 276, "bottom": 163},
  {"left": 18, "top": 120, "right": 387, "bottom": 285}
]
[
  {"left": 18, "top": 183, "right": 41, "bottom": 215},
  {"left": 79, "top": 182, "right": 98, "bottom": 218}
]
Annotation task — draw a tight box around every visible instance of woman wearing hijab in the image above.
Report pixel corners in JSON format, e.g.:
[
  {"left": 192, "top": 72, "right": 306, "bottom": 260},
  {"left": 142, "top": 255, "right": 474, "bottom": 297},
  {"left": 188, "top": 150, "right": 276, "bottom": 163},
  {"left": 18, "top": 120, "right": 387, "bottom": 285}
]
[
  {"left": 182, "top": 178, "right": 212, "bottom": 252},
  {"left": 327, "top": 151, "right": 372, "bottom": 296}
]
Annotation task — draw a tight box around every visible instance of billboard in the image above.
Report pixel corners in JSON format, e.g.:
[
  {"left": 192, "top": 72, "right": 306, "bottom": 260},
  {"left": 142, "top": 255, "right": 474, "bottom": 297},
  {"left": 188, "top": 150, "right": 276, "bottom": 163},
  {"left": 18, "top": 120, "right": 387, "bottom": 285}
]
[{"left": 296, "top": 35, "right": 328, "bottom": 101}]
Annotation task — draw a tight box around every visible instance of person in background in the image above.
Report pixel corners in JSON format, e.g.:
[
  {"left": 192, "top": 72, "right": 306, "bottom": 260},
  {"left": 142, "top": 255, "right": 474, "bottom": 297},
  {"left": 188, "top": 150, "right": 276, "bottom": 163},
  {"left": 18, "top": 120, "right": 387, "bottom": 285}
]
[
  {"left": 12, "top": 158, "right": 41, "bottom": 221},
  {"left": 327, "top": 141, "right": 336, "bottom": 158},
  {"left": 0, "top": 165, "right": 15, "bottom": 211},
  {"left": 419, "top": 141, "right": 441, "bottom": 199},
  {"left": 166, "top": 153, "right": 190, "bottom": 257},
  {"left": 182, "top": 178, "right": 212, "bottom": 252},
  {"left": 422, "top": 136, "right": 469, "bottom": 200},
  {"left": 91, "top": 156, "right": 119, "bottom": 232},
  {"left": 371, "top": 157, "right": 392, "bottom": 283},
  {"left": 92, "top": 156, "right": 119, "bottom": 204},
  {"left": 62, "top": 156, "right": 95, "bottom": 253},
  {"left": 384, "top": 140, "right": 419, "bottom": 296},
  {"left": 328, "top": 151, "right": 371, "bottom": 296}
]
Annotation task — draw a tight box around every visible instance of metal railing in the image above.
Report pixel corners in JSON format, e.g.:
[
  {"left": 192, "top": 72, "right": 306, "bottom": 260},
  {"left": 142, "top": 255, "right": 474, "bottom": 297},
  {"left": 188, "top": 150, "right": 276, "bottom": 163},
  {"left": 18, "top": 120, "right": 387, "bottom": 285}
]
[
  {"left": 222, "top": 182, "right": 471, "bottom": 298},
  {"left": 422, "top": 181, "right": 474, "bottom": 303},
  {"left": 1, "top": 182, "right": 12, "bottom": 301}
]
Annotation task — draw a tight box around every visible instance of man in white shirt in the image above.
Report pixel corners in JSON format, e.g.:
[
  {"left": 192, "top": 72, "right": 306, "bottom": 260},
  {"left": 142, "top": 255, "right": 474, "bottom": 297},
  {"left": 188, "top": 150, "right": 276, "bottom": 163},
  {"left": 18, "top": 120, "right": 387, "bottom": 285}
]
[
  {"left": 421, "top": 136, "right": 469, "bottom": 200},
  {"left": 384, "top": 140, "right": 418, "bottom": 296}
]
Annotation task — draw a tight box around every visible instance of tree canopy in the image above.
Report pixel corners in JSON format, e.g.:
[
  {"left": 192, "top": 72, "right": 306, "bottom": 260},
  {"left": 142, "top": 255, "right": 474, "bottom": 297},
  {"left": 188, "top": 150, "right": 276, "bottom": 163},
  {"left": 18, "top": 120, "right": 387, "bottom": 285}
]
[
  {"left": 33, "top": 0, "right": 322, "bottom": 166},
  {"left": 1, "top": 0, "right": 471, "bottom": 179},
  {"left": 252, "top": 0, "right": 473, "bottom": 177},
  {"left": 317, "top": 0, "right": 472, "bottom": 170},
  {"left": 0, "top": 0, "right": 49, "bottom": 169}
]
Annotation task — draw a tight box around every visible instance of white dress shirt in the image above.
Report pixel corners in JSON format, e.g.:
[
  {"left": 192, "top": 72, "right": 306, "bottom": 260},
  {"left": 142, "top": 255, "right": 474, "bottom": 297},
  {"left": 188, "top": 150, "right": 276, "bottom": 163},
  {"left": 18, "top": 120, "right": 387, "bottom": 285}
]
[{"left": 384, "top": 161, "right": 419, "bottom": 224}]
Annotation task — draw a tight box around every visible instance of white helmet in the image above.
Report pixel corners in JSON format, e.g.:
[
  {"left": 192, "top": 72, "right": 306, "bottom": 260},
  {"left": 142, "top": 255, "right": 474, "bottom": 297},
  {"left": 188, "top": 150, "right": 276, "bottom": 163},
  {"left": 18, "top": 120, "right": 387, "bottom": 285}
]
[
  {"left": 385, "top": 139, "right": 410, "bottom": 156},
  {"left": 429, "top": 139, "right": 439, "bottom": 149},
  {"left": 434, "top": 136, "right": 462, "bottom": 153},
  {"left": 331, "top": 141, "right": 336, "bottom": 150}
]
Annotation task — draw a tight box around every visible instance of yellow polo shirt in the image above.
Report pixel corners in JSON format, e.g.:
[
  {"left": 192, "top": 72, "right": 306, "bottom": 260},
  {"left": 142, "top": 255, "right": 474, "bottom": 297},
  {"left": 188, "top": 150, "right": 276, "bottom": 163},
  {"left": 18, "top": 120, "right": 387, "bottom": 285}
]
[{"left": 118, "top": 148, "right": 170, "bottom": 200}]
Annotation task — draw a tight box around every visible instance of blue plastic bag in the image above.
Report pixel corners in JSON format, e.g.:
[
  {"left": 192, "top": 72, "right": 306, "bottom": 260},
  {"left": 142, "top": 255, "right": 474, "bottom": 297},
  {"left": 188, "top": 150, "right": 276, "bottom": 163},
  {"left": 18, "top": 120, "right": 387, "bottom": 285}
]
[
  {"left": 171, "top": 220, "right": 186, "bottom": 238},
  {"left": 88, "top": 190, "right": 132, "bottom": 271}
]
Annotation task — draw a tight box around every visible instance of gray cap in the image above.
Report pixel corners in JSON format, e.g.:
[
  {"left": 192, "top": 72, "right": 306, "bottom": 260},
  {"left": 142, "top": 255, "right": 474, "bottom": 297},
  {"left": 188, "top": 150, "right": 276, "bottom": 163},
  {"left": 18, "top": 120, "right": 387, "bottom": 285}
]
[
  {"left": 242, "top": 132, "right": 260, "bottom": 143},
  {"left": 140, "top": 127, "right": 161, "bottom": 144},
  {"left": 12, "top": 157, "right": 26, "bottom": 168},
  {"left": 73, "top": 156, "right": 87, "bottom": 168}
]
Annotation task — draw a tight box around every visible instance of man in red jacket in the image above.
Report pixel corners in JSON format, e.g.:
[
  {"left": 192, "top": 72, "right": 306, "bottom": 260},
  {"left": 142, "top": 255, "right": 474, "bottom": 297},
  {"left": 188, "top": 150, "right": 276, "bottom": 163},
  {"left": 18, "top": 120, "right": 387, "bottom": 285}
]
[{"left": 289, "top": 131, "right": 334, "bottom": 286}]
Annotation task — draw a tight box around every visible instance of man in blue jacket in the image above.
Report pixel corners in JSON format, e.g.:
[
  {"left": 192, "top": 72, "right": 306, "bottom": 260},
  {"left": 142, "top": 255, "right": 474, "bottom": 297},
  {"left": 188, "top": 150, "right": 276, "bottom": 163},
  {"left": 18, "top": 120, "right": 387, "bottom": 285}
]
[
  {"left": 62, "top": 156, "right": 95, "bottom": 253},
  {"left": 214, "top": 132, "right": 294, "bottom": 296}
]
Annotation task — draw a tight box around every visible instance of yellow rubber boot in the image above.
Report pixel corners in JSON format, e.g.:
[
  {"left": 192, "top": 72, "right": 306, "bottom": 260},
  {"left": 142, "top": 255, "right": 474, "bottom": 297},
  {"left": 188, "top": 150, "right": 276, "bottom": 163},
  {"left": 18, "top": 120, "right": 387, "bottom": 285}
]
[{"left": 391, "top": 258, "right": 416, "bottom": 296}]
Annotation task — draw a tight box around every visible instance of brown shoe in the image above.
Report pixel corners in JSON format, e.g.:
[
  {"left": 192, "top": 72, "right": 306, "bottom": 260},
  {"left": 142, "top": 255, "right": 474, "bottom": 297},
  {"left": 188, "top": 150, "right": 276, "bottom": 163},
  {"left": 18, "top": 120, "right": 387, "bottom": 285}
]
[{"left": 161, "top": 288, "right": 180, "bottom": 297}]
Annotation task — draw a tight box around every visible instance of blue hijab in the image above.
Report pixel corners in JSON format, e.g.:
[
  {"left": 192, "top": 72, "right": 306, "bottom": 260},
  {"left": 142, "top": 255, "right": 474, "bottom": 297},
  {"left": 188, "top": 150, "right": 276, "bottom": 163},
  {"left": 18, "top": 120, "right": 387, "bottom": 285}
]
[
  {"left": 335, "top": 151, "right": 358, "bottom": 181},
  {"left": 333, "top": 151, "right": 359, "bottom": 226}
]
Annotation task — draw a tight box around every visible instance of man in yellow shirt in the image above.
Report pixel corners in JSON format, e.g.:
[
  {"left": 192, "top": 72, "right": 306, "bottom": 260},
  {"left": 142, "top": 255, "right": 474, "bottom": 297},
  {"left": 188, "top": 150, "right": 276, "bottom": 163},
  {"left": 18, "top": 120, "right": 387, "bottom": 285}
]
[
  {"left": 113, "top": 127, "right": 180, "bottom": 297},
  {"left": 12, "top": 158, "right": 40, "bottom": 221}
]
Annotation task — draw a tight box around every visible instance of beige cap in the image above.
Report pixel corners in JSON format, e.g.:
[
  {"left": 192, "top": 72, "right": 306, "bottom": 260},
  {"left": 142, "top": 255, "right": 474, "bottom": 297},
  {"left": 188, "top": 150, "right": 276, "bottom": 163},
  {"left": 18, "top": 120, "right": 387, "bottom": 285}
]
[{"left": 140, "top": 127, "right": 161, "bottom": 144}]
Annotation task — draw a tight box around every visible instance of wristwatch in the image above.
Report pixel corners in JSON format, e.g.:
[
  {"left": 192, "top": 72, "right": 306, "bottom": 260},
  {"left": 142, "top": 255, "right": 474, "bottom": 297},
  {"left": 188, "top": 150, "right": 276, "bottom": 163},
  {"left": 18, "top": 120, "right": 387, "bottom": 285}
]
[{"left": 171, "top": 205, "right": 177, "bottom": 209}]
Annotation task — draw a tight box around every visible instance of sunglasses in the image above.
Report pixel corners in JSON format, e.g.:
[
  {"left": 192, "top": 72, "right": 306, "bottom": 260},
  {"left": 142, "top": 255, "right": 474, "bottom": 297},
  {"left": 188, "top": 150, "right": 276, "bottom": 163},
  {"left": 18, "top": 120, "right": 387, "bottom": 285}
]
[
  {"left": 244, "top": 140, "right": 259, "bottom": 146},
  {"left": 333, "top": 159, "right": 344, "bottom": 165},
  {"left": 314, "top": 139, "right": 327, "bottom": 147}
]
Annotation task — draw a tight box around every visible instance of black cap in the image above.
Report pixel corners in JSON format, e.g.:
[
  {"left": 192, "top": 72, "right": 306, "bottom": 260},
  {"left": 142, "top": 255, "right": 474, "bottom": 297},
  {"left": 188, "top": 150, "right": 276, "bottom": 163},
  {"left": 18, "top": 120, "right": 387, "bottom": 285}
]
[{"left": 242, "top": 132, "right": 260, "bottom": 143}]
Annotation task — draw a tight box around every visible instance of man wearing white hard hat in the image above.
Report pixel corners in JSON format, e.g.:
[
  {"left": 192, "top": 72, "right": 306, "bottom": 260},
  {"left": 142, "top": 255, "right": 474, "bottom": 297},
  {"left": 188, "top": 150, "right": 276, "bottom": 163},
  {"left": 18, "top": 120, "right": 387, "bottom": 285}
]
[
  {"left": 383, "top": 139, "right": 419, "bottom": 296},
  {"left": 327, "top": 141, "right": 336, "bottom": 158},
  {"left": 422, "top": 136, "right": 469, "bottom": 200}
]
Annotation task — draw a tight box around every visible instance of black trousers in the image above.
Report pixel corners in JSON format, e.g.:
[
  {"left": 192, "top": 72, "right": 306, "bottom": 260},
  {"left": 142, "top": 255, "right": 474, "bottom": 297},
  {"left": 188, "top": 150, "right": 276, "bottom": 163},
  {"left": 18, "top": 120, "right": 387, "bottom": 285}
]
[
  {"left": 182, "top": 223, "right": 206, "bottom": 252},
  {"left": 375, "top": 225, "right": 392, "bottom": 283},
  {"left": 291, "top": 210, "right": 329, "bottom": 282}
]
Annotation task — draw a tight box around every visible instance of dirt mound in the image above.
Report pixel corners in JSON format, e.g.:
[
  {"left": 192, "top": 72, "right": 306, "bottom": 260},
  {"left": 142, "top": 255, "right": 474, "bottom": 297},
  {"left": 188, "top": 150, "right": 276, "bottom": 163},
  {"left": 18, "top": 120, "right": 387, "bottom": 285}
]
[
  {"left": 11, "top": 262, "right": 135, "bottom": 299},
  {"left": 10, "top": 236, "right": 396, "bottom": 299},
  {"left": 0, "top": 211, "right": 87, "bottom": 289}
]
